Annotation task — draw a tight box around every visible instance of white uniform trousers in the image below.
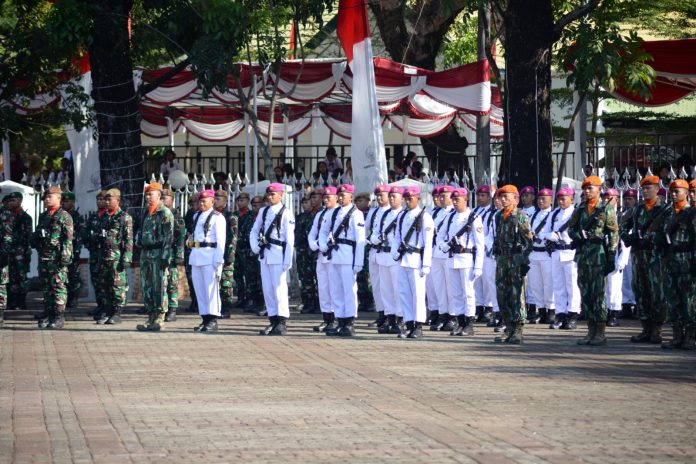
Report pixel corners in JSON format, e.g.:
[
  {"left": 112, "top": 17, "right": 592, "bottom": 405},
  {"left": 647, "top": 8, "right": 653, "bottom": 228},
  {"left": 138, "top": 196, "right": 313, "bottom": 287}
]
[
  {"left": 399, "top": 267, "right": 427, "bottom": 323},
  {"left": 621, "top": 259, "right": 636, "bottom": 304},
  {"left": 551, "top": 254, "right": 580, "bottom": 314},
  {"left": 316, "top": 260, "right": 334, "bottom": 314},
  {"left": 429, "top": 257, "right": 449, "bottom": 314},
  {"left": 261, "top": 263, "right": 289, "bottom": 318},
  {"left": 445, "top": 267, "right": 476, "bottom": 317},
  {"left": 474, "top": 272, "right": 485, "bottom": 307},
  {"left": 368, "top": 254, "right": 383, "bottom": 312},
  {"left": 331, "top": 263, "right": 358, "bottom": 319},
  {"left": 482, "top": 256, "right": 499, "bottom": 312},
  {"left": 426, "top": 272, "right": 438, "bottom": 310},
  {"left": 527, "top": 259, "right": 555, "bottom": 309},
  {"left": 605, "top": 268, "right": 623, "bottom": 311},
  {"left": 380, "top": 264, "right": 403, "bottom": 317},
  {"left": 192, "top": 265, "right": 221, "bottom": 317}
]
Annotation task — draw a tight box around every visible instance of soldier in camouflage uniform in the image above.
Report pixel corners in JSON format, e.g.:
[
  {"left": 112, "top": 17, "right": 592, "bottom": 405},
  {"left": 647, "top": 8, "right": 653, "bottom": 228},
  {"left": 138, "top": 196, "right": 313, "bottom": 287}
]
[
  {"left": 183, "top": 193, "right": 199, "bottom": 312},
  {"left": 355, "top": 192, "right": 375, "bottom": 312},
  {"left": 689, "top": 179, "right": 696, "bottom": 208},
  {"left": 231, "top": 192, "right": 250, "bottom": 308},
  {"left": 0, "top": 198, "right": 13, "bottom": 328},
  {"left": 62, "top": 192, "right": 84, "bottom": 309},
  {"left": 213, "top": 189, "right": 238, "bottom": 317},
  {"left": 492, "top": 185, "right": 533, "bottom": 344},
  {"left": 653, "top": 180, "right": 695, "bottom": 349},
  {"left": 568, "top": 176, "right": 619, "bottom": 346},
  {"left": 84, "top": 191, "right": 107, "bottom": 318},
  {"left": 295, "top": 195, "right": 318, "bottom": 313},
  {"left": 94, "top": 189, "right": 134, "bottom": 324},
  {"left": 136, "top": 182, "right": 175, "bottom": 332},
  {"left": 619, "top": 175, "right": 668, "bottom": 343},
  {"left": 4, "top": 192, "right": 32, "bottom": 311},
  {"left": 160, "top": 188, "right": 184, "bottom": 322},
  {"left": 31, "top": 186, "right": 74, "bottom": 329},
  {"left": 239, "top": 195, "right": 265, "bottom": 314}
]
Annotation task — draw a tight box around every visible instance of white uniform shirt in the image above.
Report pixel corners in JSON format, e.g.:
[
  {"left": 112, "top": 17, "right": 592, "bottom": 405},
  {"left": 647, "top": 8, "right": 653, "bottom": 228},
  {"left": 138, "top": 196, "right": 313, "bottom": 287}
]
[
  {"left": 391, "top": 207, "right": 434, "bottom": 270},
  {"left": 436, "top": 208, "right": 485, "bottom": 270},
  {"left": 540, "top": 205, "right": 576, "bottom": 262},
  {"left": 529, "top": 207, "right": 553, "bottom": 262},
  {"left": 318, "top": 203, "right": 366, "bottom": 267},
  {"left": 188, "top": 208, "right": 226, "bottom": 267},
  {"left": 431, "top": 205, "right": 454, "bottom": 260},
  {"left": 308, "top": 207, "right": 334, "bottom": 264},
  {"left": 250, "top": 202, "right": 295, "bottom": 267},
  {"left": 365, "top": 205, "right": 390, "bottom": 260},
  {"left": 372, "top": 207, "right": 403, "bottom": 267}
]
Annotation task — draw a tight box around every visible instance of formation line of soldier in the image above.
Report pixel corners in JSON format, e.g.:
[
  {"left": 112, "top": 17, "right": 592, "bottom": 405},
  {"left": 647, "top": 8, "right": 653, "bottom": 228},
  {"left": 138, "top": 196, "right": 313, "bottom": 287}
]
[{"left": 0, "top": 177, "right": 694, "bottom": 350}]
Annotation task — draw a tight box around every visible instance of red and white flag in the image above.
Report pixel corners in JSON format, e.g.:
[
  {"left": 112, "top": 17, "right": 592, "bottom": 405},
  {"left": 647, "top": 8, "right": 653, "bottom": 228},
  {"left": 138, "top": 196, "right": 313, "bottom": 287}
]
[{"left": 337, "top": 0, "right": 388, "bottom": 194}]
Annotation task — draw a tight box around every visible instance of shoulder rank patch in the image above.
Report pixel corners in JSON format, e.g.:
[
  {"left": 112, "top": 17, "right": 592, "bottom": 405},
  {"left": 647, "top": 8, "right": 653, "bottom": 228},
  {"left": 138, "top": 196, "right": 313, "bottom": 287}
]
[
  {"left": 357, "top": 223, "right": 365, "bottom": 227},
  {"left": 476, "top": 226, "right": 483, "bottom": 233},
  {"left": 425, "top": 226, "right": 433, "bottom": 231}
]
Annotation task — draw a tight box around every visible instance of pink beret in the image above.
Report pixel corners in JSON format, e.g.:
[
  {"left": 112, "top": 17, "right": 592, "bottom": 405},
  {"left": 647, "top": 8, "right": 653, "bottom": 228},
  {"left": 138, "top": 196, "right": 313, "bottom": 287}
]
[
  {"left": 520, "top": 186, "right": 536, "bottom": 195},
  {"left": 404, "top": 186, "right": 421, "bottom": 197},
  {"left": 266, "top": 183, "right": 285, "bottom": 193},
  {"left": 624, "top": 189, "right": 638, "bottom": 198},
  {"left": 323, "top": 186, "right": 338, "bottom": 195},
  {"left": 338, "top": 184, "right": 355, "bottom": 194},
  {"left": 556, "top": 187, "right": 574, "bottom": 197},
  {"left": 602, "top": 188, "right": 619, "bottom": 197},
  {"left": 538, "top": 188, "right": 553, "bottom": 197},
  {"left": 199, "top": 189, "right": 215, "bottom": 199},
  {"left": 439, "top": 185, "right": 454, "bottom": 194},
  {"left": 374, "top": 184, "right": 390, "bottom": 194},
  {"left": 476, "top": 185, "right": 491, "bottom": 194},
  {"left": 432, "top": 186, "right": 442, "bottom": 196},
  {"left": 389, "top": 186, "right": 404, "bottom": 195},
  {"left": 451, "top": 188, "right": 469, "bottom": 198}
]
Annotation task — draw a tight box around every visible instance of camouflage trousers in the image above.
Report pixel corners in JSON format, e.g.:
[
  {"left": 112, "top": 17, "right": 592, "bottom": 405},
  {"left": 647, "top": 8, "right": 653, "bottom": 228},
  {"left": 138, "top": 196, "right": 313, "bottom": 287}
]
[
  {"left": 39, "top": 262, "right": 68, "bottom": 315},
  {"left": 296, "top": 248, "right": 318, "bottom": 306},
  {"left": 67, "top": 261, "right": 82, "bottom": 295},
  {"left": 141, "top": 258, "right": 169, "bottom": 315},
  {"left": 0, "top": 265, "right": 8, "bottom": 311},
  {"left": 98, "top": 260, "right": 128, "bottom": 309},
  {"left": 631, "top": 251, "right": 666, "bottom": 323},
  {"left": 89, "top": 260, "right": 105, "bottom": 309},
  {"left": 184, "top": 249, "right": 196, "bottom": 304},
  {"left": 220, "top": 263, "right": 235, "bottom": 305},
  {"left": 663, "top": 252, "right": 695, "bottom": 328},
  {"left": 233, "top": 251, "right": 244, "bottom": 299},
  {"left": 577, "top": 263, "right": 607, "bottom": 323},
  {"left": 244, "top": 253, "right": 263, "bottom": 299},
  {"left": 167, "top": 266, "right": 179, "bottom": 311},
  {"left": 357, "top": 251, "right": 373, "bottom": 305},
  {"left": 8, "top": 256, "right": 29, "bottom": 294},
  {"left": 495, "top": 257, "right": 527, "bottom": 324}
]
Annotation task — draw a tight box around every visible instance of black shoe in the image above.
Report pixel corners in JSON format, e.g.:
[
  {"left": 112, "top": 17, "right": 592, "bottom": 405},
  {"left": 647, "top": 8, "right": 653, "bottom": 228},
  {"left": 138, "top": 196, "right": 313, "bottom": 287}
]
[
  {"left": 607, "top": 310, "right": 620, "bottom": 327},
  {"left": 96, "top": 313, "right": 109, "bottom": 325},
  {"left": 221, "top": 302, "right": 233, "bottom": 318},
  {"left": 165, "top": 310, "right": 177, "bottom": 322},
  {"left": 105, "top": 315, "right": 122, "bottom": 325},
  {"left": 493, "top": 317, "right": 506, "bottom": 333},
  {"left": 399, "top": 321, "right": 415, "bottom": 339},
  {"left": 338, "top": 318, "right": 355, "bottom": 337},
  {"left": 460, "top": 317, "right": 475, "bottom": 336},
  {"left": 92, "top": 307, "right": 105, "bottom": 321},
  {"left": 538, "top": 308, "right": 548, "bottom": 324},
  {"left": 379, "top": 315, "right": 396, "bottom": 334},
  {"left": 38, "top": 317, "right": 50, "bottom": 329},
  {"left": 487, "top": 313, "right": 500, "bottom": 327},
  {"left": 427, "top": 310, "right": 440, "bottom": 327},
  {"left": 194, "top": 315, "right": 210, "bottom": 332},
  {"left": 550, "top": 312, "right": 564, "bottom": 329},
  {"left": 326, "top": 317, "right": 343, "bottom": 336},
  {"left": 450, "top": 315, "right": 466, "bottom": 336},
  {"left": 47, "top": 315, "right": 65, "bottom": 329},
  {"left": 270, "top": 317, "right": 287, "bottom": 336},
  {"left": 442, "top": 318, "right": 457, "bottom": 332},
  {"left": 259, "top": 316, "right": 278, "bottom": 335},
  {"left": 480, "top": 307, "right": 493, "bottom": 324},
  {"left": 562, "top": 313, "right": 578, "bottom": 330},
  {"left": 407, "top": 323, "right": 423, "bottom": 339},
  {"left": 313, "top": 312, "right": 332, "bottom": 332},
  {"left": 368, "top": 311, "right": 385, "bottom": 328},
  {"left": 527, "top": 305, "right": 539, "bottom": 324},
  {"left": 203, "top": 317, "right": 218, "bottom": 333}
]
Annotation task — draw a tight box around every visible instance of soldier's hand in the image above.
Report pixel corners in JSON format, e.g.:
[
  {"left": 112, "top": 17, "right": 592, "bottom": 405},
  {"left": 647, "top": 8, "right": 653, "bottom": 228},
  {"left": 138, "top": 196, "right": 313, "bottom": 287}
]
[
  {"left": 473, "top": 268, "right": 483, "bottom": 279},
  {"left": 419, "top": 266, "right": 430, "bottom": 277},
  {"left": 352, "top": 265, "right": 362, "bottom": 275}
]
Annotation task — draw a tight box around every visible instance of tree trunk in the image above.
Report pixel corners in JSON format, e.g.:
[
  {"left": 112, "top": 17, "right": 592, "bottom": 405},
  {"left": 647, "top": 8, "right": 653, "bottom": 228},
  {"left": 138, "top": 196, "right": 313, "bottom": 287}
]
[
  {"left": 88, "top": 1, "right": 143, "bottom": 217},
  {"left": 499, "top": 0, "right": 554, "bottom": 189}
]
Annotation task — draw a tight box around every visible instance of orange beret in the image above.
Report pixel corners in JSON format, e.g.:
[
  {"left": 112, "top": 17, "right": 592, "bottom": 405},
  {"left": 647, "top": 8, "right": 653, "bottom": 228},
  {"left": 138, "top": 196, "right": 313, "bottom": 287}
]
[
  {"left": 496, "top": 184, "right": 518, "bottom": 196},
  {"left": 689, "top": 179, "right": 696, "bottom": 189},
  {"left": 144, "top": 182, "right": 162, "bottom": 193},
  {"left": 581, "top": 176, "right": 602, "bottom": 188},
  {"left": 640, "top": 176, "right": 659, "bottom": 187},
  {"left": 669, "top": 179, "right": 689, "bottom": 190},
  {"left": 43, "top": 186, "right": 62, "bottom": 197}
]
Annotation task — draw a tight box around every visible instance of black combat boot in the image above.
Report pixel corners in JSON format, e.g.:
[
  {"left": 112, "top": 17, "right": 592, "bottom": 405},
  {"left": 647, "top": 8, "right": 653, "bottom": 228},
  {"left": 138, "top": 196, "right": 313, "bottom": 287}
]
[
  {"left": 428, "top": 310, "right": 440, "bottom": 329},
  {"left": 527, "top": 304, "right": 538, "bottom": 324},
  {"left": 577, "top": 321, "right": 596, "bottom": 345},
  {"left": 588, "top": 322, "right": 607, "bottom": 346},
  {"left": 441, "top": 314, "right": 457, "bottom": 332},
  {"left": 550, "top": 312, "right": 565, "bottom": 330},
  {"left": 338, "top": 317, "right": 355, "bottom": 337},
  {"left": 630, "top": 320, "right": 652, "bottom": 343},
  {"left": 619, "top": 303, "right": 631, "bottom": 319},
  {"left": 106, "top": 307, "right": 122, "bottom": 324},
  {"left": 203, "top": 316, "right": 219, "bottom": 333},
  {"left": 475, "top": 306, "right": 484, "bottom": 322},
  {"left": 487, "top": 312, "right": 500, "bottom": 328},
  {"left": 494, "top": 321, "right": 512, "bottom": 343},
  {"left": 47, "top": 312, "right": 65, "bottom": 329},
  {"left": 378, "top": 315, "right": 395, "bottom": 334},
  {"left": 480, "top": 306, "right": 493, "bottom": 324},
  {"left": 270, "top": 316, "right": 287, "bottom": 335},
  {"left": 432, "top": 312, "right": 448, "bottom": 331},
  {"left": 662, "top": 325, "right": 684, "bottom": 350},
  {"left": 313, "top": 312, "right": 331, "bottom": 332},
  {"left": 407, "top": 322, "right": 423, "bottom": 339},
  {"left": 461, "top": 317, "right": 476, "bottom": 336},
  {"left": 326, "top": 317, "right": 343, "bottom": 336},
  {"left": 399, "top": 321, "right": 415, "bottom": 339},
  {"left": 538, "top": 308, "right": 548, "bottom": 324},
  {"left": 194, "top": 315, "right": 210, "bottom": 332},
  {"left": 221, "top": 301, "right": 233, "bottom": 318},
  {"left": 563, "top": 312, "right": 578, "bottom": 330},
  {"left": 368, "top": 311, "right": 385, "bottom": 328},
  {"left": 259, "top": 316, "right": 278, "bottom": 335},
  {"left": 393, "top": 316, "right": 407, "bottom": 336},
  {"left": 506, "top": 322, "right": 524, "bottom": 344},
  {"left": 165, "top": 309, "right": 178, "bottom": 322},
  {"left": 607, "top": 310, "right": 620, "bottom": 327},
  {"left": 96, "top": 308, "right": 110, "bottom": 325},
  {"left": 650, "top": 321, "right": 663, "bottom": 344},
  {"left": 450, "top": 315, "right": 467, "bottom": 336},
  {"left": 493, "top": 315, "right": 506, "bottom": 333}
]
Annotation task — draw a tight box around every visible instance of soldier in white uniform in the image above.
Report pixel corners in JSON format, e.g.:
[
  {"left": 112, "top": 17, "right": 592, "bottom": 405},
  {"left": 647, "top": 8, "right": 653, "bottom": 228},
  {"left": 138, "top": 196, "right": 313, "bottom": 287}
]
[
  {"left": 473, "top": 185, "right": 496, "bottom": 325},
  {"left": 365, "top": 185, "right": 391, "bottom": 329},
  {"left": 391, "top": 186, "right": 434, "bottom": 338},
  {"left": 437, "top": 188, "right": 484, "bottom": 336},
  {"left": 427, "top": 186, "right": 455, "bottom": 330},
  {"left": 250, "top": 183, "right": 295, "bottom": 336},
  {"left": 526, "top": 188, "right": 555, "bottom": 324},
  {"left": 540, "top": 187, "right": 580, "bottom": 330},
  {"left": 426, "top": 186, "right": 443, "bottom": 325},
  {"left": 319, "top": 184, "right": 366, "bottom": 336},
  {"left": 308, "top": 187, "right": 338, "bottom": 332},
  {"left": 620, "top": 188, "right": 637, "bottom": 319},
  {"left": 370, "top": 186, "right": 404, "bottom": 334},
  {"left": 520, "top": 186, "right": 538, "bottom": 217},
  {"left": 189, "top": 190, "right": 227, "bottom": 333},
  {"left": 602, "top": 188, "right": 631, "bottom": 327}
]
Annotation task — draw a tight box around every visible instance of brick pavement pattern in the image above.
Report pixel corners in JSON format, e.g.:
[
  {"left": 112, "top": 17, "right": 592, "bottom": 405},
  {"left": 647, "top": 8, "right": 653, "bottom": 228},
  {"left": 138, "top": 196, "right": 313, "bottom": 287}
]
[{"left": 1, "top": 299, "right": 696, "bottom": 464}]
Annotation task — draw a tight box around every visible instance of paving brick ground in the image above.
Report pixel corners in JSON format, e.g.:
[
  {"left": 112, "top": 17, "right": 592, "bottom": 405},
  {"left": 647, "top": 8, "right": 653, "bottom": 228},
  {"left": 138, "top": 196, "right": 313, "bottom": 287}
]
[{"left": 1, "top": 296, "right": 695, "bottom": 464}]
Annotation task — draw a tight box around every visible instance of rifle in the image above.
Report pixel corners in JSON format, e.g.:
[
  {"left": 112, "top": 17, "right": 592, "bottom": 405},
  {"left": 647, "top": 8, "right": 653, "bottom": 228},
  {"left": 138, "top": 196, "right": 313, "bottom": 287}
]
[{"left": 394, "top": 209, "right": 425, "bottom": 261}]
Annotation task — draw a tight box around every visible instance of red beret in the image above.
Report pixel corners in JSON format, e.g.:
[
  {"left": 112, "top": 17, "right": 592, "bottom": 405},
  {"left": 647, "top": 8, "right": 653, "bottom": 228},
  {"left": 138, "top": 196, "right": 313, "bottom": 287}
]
[
  {"left": 602, "top": 188, "right": 619, "bottom": 197},
  {"left": 323, "top": 186, "right": 338, "bottom": 195},
  {"left": 624, "top": 189, "right": 638, "bottom": 198},
  {"left": 432, "top": 186, "right": 442, "bottom": 196},
  {"left": 266, "top": 183, "right": 285, "bottom": 193},
  {"left": 389, "top": 186, "right": 405, "bottom": 195},
  {"left": 439, "top": 185, "right": 454, "bottom": 194},
  {"left": 338, "top": 184, "right": 355, "bottom": 194},
  {"left": 556, "top": 187, "right": 574, "bottom": 197},
  {"left": 403, "top": 186, "right": 421, "bottom": 197},
  {"left": 538, "top": 188, "right": 553, "bottom": 197},
  {"left": 199, "top": 189, "right": 215, "bottom": 199},
  {"left": 451, "top": 188, "right": 469, "bottom": 198},
  {"left": 476, "top": 185, "right": 491, "bottom": 194},
  {"left": 374, "top": 184, "right": 390, "bottom": 194},
  {"left": 520, "top": 186, "right": 536, "bottom": 195}
]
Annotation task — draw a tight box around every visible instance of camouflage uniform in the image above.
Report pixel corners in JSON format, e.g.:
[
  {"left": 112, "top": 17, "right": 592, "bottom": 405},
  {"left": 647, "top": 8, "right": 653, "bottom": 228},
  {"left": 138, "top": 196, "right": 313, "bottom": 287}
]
[
  {"left": 219, "top": 210, "right": 239, "bottom": 311},
  {"left": 0, "top": 207, "right": 13, "bottom": 327},
  {"left": 295, "top": 209, "right": 318, "bottom": 312},
  {"left": 137, "top": 202, "right": 174, "bottom": 329},
  {"left": 238, "top": 211, "right": 263, "bottom": 306},
  {"left": 232, "top": 208, "right": 250, "bottom": 305},
  {"left": 31, "top": 207, "right": 73, "bottom": 327},
  {"left": 493, "top": 208, "right": 532, "bottom": 343},
  {"left": 7, "top": 205, "right": 32, "bottom": 309},
  {"left": 67, "top": 209, "right": 85, "bottom": 306},
  {"left": 183, "top": 207, "right": 197, "bottom": 310},
  {"left": 569, "top": 200, "right": 619, "bottom": 345},
  {"left": 84, "top": 209, "right": 107, "bottom": 314},
  {"left": 166, "top": 210, "right": 186, "bottom": 316},
  {"left": 96, "top": 208, "right": 134, "bottom": 323},
  {"left": 619, "top": 198, "right": 668, "bottom": 341}
]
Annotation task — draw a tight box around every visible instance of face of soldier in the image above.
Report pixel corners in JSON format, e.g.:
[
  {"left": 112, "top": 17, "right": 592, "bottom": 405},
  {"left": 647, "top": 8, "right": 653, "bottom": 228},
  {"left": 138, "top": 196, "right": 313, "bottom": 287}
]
[
  {"left": 537, "top": 195, "right": 552, "bottom": 209},
  {"left": 301, "top": 199, "right": 312, "bottom": 212},
  {"left": 266, "top": 191, "right": 282, "bottom": 206},
  {"left": 214, "top": 195, "right": 226, "bottom": 210},
  {"left": 583, "top": 185, "right": 600, "bottom": 201},
  {"left": 375, "top": 192, "right": 389, "bottom": 207},
  {"left": 44, "top": 193, "right": 61, "bottom": 209},
  {"left": 493, "top": 197, "right": 501, "bottom": 209},
  {"left": 521, "top": 193, "right": 535, "bottom": 207},
  {"left": 105, "top": 195, "right": 120, "bottom": 210},
  {"left": 432, "top": 195, "right": 441, "bottom": 208},
  {"left": 557, "top": 195, "right": 573, "bottom": 209},
  {"left": 476, "top": 192, "right": 491, "bottom": 207},
  {"left": 7, "top": 197, "right": 20, "bottom": 210},
  {"left": 498, "top": 193, "right": 518, "bottom": 209},
  {"left": 603, "top": 195, "right": 617, "bottom": 207},
  {"left": 323, "top": 194, "right": 337, "bottom": 208},
  {"left": 96, "top": 195, "right": 106, "bottom": 209},
  {"left": 144, "top": 190, "right": 161, "bottom": 206},
  {"left": 670, "top": 188, "right": 688, "bottom": 203},
  {"left": 641, "top": 184, "right": 658, "bottom": 200},
  {"left": 236, "top": 196, "right": 249, "bottom": 210},
  {"left": 623, "top": 196, "right": 637, "bottom": 209},
  {"left": 388, "top": 193, "right": 403, "bottom": 209},
  {"left": 162, "top": 195, "right": 174, "bottom": 209},
  {"left": 61, "top": 198, "right": 75, "bottom": 212},
  {"left": 404, "top": 194, "right": 419, "bottom": 210},
  {"left": 198, "top": 197, "right": 214, "bottom": 211},
  {"left": 310, "top": 193, "right": 322, "bottom": 209},
  {"left": 251, "top": 196, "right": 264, "bottom": 213},
  {"left": 690, "top": 189, "right": 696, "bottom": 203},
  {"left": 337, "top": 192, "right": 353, "bottom": 207},
  {"left": 439, "top": 193, "right": 452, "bottom": 207},
  {"left": 453, "top": 195, "right": 468, "bottom": 213},
  {"left": 355, "top": 196, "right": 369, "bottom": 212}
]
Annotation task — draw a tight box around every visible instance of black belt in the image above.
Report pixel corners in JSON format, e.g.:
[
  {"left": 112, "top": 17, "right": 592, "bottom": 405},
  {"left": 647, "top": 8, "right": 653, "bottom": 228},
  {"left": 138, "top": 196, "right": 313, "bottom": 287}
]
[
  {"left": 402, "top": 246, "right": 423, "bottom": 254},
  {"left": 554, "top": 243, "right": 574, "bottom": 250},
  {"left": 141, "top": 243, "right": 162, "bottom": 250},
  {"left": 191, "top": 242, "right": 217, "bottom": 248},
  {"left": 453, "top": 247, "right": 475, "bottom": 254},
  {"left": 267, "top": 238, "right": 286, "bottom": 247},
  {"left": 335, "top": 238, "right": 356, "bottom": 247},
  {"left": 378, "top": 245, "right": 391, "bottom": 253},
  {"left": 532, "top": 246, "right": 547, "bottom": 252}
]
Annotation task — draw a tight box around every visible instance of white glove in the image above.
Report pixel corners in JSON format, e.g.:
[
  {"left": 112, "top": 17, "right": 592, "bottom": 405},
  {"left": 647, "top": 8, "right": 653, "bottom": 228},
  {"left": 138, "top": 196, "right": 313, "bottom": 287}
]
[
  {"left": 250, "top": 244, "right": 260, "bottom": 255},
  {"left": 617, "top": 262, "right": 625, "bottom": 272},
  {"left": 319, "top": 244, "right": 328, "bottom": 253},
  {"left": 353, "top": 266, "right": 362, "bottom": 275},
  {"left": 550, "top": 232, "right": 560, "bottom": 242},
  {"left": 391, "top": 252, "right": 401, "bottom": 262},
  {"left": 440, "top": 243, "right": 450, "bottom": 253},
  {"left": 420, "top": 267, "right": 430, "bottom": 277},
  {"left": 282, "top": 263, "right": 291, "bottom": 272},
  {"left": 473, "top": 268, "right": 483, "bottom": 279},
  {"left": 370, "top": 235, "right": 382, "bottom": 246}
]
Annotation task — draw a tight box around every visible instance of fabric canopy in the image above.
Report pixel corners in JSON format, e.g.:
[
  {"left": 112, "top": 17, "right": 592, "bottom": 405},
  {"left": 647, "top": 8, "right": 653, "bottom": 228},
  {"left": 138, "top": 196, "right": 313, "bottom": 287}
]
[{"left": 609, "top": 39, "right": 696, "bottom": 107}]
